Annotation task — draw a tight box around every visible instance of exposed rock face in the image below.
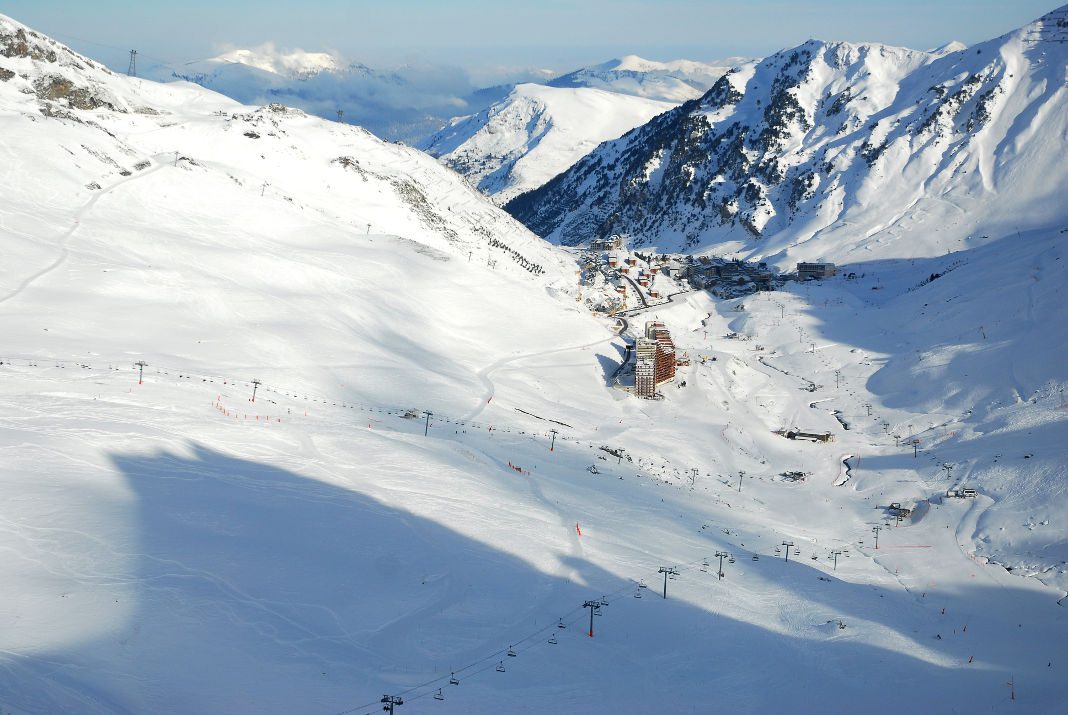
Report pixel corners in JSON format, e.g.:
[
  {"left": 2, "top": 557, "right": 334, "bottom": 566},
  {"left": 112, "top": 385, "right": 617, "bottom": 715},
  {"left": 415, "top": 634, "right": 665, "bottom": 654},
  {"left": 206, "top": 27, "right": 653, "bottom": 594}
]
[
  {"left": 33, "top": 74, "right": 121, "bottom": 111},
  {"left": 0, "top": 26, "right": 57, "bottom": 62}
]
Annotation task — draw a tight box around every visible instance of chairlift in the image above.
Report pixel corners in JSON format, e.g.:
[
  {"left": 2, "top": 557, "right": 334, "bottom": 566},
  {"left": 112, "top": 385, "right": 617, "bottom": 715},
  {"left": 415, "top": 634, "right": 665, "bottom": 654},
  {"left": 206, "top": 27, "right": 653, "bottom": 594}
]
[
  {"left": 638, "top": 579, "right": 648, "bottom": 588},
  {"left": 434, "top": 689, "right": 445, "bottom": 701},
  {"left": 634, "top": 589, "right": 642, "bottom": 599},
  {"left": 557, "top": 618, "right": 566, "bottom": 629},
  {"left": 600, "top": 597, "right": 610, "bottom": 606},
  {"left": 548, "top": 634, "right": 558, "bottom": 645},
  {"left": 507, "top": 646, "right": 517, "bottom": 657},
  {"left": 495, "top": 662, "right": 506, "bottom": 673},
  {"left": 774, "top": 547, "right": 781, "bottom": 554},
  {"left": 752, "top": 554, "right": 759, "bottom": 561},
  {"left": 449, "top": 673, "right": 460, "bottom": 686},
  {"left": 810, "top": 554, "right": 817, "bottom": 560},
  {"left": 793, "top": 549, "right": 801, "bottom": 556},
  {"left": 728, "top": 557, "right": 736, "bottom": 564}
]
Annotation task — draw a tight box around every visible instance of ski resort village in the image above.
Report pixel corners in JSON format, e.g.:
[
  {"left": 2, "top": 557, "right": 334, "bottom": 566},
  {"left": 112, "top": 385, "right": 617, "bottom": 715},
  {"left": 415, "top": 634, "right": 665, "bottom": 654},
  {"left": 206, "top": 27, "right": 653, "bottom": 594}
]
[{"left": 1, "top": 4, "right": 1067, "bottom": 714}]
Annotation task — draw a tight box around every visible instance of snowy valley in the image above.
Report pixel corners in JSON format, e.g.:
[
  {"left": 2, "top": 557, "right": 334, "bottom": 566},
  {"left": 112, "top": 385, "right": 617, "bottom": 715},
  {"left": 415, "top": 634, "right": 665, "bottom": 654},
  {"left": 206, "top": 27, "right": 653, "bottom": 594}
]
[{"left": 1, "top": 7, "right": 1067, "bottom": 715}]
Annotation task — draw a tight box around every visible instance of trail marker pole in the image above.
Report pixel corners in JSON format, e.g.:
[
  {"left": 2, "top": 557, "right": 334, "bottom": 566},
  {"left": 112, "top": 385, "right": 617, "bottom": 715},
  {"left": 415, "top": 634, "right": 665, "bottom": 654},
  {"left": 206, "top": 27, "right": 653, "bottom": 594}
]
[
  {"left": 583, "top": 599, "right": 601, "bottom": 637},
  {"left": 782, "top": 541, "right": 794, "bottom": 563},
  {"left": 658, "top": 566, "right": 679, "bottom": 599},
  {"left": 250, "top": 379, "right": 261, "bottom": 403},
  {"left": 423, "top": 410, "right": 433, "bottom": 436}
]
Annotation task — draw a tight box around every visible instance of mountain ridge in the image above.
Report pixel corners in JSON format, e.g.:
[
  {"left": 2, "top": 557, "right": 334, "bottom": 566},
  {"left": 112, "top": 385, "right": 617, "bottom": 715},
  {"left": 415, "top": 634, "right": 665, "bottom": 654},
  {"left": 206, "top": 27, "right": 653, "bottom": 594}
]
[{"left": 505, "top": 6, "right": 1068, "bottom": 266}]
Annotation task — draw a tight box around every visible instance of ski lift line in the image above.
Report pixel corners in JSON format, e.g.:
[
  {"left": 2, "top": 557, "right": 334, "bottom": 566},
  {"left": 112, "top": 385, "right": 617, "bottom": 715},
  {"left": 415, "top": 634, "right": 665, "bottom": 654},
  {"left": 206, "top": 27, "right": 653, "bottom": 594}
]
[
  {"left": 372, "top": 559, "right": 713, "bottom": 709},
  {"left": 43, "top": 29, "right": 178, "bottom": 66},
  {"left": 13, "top": 355, "right": 908, "bottom": 710},
  {"left": 4, "top": 351, "right": 933, "bottom": 490},
  {"left": 349, "top": 607, "right": 596, "bottom": 712}
]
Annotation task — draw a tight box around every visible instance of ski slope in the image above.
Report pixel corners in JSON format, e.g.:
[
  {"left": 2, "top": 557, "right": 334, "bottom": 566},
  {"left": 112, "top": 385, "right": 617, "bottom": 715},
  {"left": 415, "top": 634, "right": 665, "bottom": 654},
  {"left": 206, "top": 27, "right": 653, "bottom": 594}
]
[{"left": 2, "top": 11, "right": 1068, "bottom": 715}]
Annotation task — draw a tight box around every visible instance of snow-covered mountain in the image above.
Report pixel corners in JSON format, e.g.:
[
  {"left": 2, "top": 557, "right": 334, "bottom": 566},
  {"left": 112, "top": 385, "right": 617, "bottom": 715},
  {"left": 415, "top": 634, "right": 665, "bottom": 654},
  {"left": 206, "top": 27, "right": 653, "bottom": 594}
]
[
  {"left": 0, "top": 12, "right": 591, "bottom": 409},
  {"left": 419, "top": 57, "right": 734, "bottom": 203},
  {"left": 506, "top": 7, "right": 1068, "bottom": 263},
  {"left": 420, "top": 83, "right": 677, "bottom": 204},
  {"left": 547, "top": 55, "right": 737, "bottom": 102},
  {"left": 4, "top": 11, "right": 1068, "bottom": 715}
]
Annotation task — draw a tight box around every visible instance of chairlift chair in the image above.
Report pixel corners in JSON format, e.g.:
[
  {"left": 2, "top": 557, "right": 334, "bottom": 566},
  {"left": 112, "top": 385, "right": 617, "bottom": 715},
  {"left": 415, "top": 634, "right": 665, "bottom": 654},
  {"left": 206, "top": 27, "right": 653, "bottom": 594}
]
[
  {"left": 752, "top": 554, "right": 759, "bottom": 561},
  {"left": 634, "top": 589, "right": 642, "bottom": 599},
  {"left": 728, "top": 557, "right": 736, "bottom": 564},
  {"left": 496, "top": 662, "right": 506, "bottom": 673},
  {"left": 449, "top": 673, "right": 459, "bottom": 686},
  {"left": 548, "top": 634, "right": 558, "bottom": 645},
  {"left": 794, "top": 549, "right": 801, "bottom": 556},
  {"left": 507, "top": 646, "right": 517, "bottom": 657},
  {"left": 638, "top": 579, "right": 648, "bottom": 588},
  {"left": 600, "top": 597, "right": 610, "bottom": 606},
  {"left": 557, "top": 618, "right": 566, "bottom": 629},
  {"left": 434, "top": 689, "right": 445, "bottom": 701}
]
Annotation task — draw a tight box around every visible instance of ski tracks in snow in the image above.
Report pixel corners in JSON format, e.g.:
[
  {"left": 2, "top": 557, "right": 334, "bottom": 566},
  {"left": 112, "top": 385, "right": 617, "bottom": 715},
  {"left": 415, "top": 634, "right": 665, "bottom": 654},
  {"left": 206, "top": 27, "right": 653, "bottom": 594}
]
[
  {"left": 462, "top": 329, "right": 621, "bottom": 422},
  {"left": 0, "top": 154, "right": 171, "bottom": 307}
]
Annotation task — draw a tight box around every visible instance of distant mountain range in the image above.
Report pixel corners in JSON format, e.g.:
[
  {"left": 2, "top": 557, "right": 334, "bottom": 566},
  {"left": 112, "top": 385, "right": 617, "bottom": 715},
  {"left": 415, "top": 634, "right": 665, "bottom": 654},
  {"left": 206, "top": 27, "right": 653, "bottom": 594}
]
[{"left": 505, "top": 6, "right": 1068, "bottom": 264}]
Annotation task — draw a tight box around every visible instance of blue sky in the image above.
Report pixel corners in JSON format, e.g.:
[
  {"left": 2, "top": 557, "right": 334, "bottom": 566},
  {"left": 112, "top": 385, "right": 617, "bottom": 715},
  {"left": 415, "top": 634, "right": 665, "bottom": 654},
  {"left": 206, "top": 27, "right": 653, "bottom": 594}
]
[{"left": 3, "top": 0, "right": 1059, "bottom": 80}]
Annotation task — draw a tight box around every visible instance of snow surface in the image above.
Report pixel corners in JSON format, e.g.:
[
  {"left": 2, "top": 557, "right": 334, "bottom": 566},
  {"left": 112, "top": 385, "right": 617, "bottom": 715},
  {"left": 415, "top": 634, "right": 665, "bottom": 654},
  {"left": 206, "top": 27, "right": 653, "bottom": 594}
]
[
  {"left": 546, "top": 55, "right": 734, "bottom": 103},
  {"left": 2, "top": 11, "right": 1068, "bottom": 715},
  {"left": 420, "top": 83, "right": 676, "bottom": 204}
]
